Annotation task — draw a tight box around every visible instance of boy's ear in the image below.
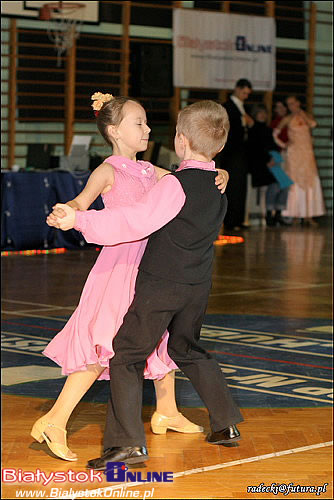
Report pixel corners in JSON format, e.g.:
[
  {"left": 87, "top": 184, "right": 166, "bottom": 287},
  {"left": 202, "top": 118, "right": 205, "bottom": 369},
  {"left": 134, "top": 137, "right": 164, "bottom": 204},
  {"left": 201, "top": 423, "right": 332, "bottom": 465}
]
[
  {"left": 217, "top": 144, "right": 225, "bottom": 154},
  {"left": 179, "top": 133, "right": 188, "bottom": 148}
]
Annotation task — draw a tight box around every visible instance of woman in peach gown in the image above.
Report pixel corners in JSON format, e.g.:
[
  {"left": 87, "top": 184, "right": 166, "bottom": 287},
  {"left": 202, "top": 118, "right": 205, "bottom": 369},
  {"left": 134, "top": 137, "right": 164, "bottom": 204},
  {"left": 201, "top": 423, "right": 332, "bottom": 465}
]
[{"left": 273, "top": 95, "right": 325, "bottom": 225}]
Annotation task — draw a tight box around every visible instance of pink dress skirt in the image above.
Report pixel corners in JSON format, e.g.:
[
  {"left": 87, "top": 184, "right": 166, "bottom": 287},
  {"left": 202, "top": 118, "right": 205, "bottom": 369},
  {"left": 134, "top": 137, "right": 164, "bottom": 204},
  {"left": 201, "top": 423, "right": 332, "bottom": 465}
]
[{"left": 43, "top": 155, "right": 178, "bottom": 380}]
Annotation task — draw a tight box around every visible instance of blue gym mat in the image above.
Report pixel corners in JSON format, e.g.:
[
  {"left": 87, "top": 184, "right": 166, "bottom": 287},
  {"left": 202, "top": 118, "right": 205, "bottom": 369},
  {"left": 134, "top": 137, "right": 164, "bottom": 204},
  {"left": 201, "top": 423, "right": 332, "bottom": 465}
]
[{"left": 2, "top": 314, "right": 332, "bottom": 408}]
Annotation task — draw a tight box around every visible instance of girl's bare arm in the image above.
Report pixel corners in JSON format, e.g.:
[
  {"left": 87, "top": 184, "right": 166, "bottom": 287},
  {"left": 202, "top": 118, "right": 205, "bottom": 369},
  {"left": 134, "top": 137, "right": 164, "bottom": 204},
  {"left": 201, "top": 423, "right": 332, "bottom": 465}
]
[{"left": 48, "top": 162, "right": 114, "bottom": 224}]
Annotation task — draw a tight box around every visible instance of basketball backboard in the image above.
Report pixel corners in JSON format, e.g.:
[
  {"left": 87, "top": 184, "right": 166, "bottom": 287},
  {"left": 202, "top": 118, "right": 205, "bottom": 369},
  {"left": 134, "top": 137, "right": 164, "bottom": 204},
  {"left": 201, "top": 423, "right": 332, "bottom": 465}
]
[{"left": 1, "top": 1, "right": 100, "bottom": 24}]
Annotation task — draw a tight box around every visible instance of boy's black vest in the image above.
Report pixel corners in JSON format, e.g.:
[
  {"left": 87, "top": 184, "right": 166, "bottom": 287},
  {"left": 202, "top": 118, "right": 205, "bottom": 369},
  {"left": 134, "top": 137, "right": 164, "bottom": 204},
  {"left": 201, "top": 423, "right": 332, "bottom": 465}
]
[{"left": 139, "top": 169, "right": 227, "bottom": 284}]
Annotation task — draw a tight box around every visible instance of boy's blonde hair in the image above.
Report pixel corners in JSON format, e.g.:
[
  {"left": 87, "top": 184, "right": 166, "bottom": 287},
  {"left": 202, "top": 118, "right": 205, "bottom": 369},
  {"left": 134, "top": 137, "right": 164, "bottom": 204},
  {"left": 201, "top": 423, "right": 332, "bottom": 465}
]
[{"left": 177, "top": 100, "right": 230, "bottom": 158}]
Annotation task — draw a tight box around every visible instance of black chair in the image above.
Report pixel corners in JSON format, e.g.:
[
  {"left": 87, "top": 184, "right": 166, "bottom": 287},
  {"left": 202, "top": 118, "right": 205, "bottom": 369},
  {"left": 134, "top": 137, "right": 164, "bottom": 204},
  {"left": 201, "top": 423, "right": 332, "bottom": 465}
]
[{"left": 26, "top": 144, "right": 54, "bottom": 170}]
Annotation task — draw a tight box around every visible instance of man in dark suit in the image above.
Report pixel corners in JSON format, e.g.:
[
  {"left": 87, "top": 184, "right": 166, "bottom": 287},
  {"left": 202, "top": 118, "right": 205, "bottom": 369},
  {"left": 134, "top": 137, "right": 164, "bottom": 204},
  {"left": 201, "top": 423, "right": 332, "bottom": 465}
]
[{"left": 216, "top": 79, "right": 254, "bottom": 230}]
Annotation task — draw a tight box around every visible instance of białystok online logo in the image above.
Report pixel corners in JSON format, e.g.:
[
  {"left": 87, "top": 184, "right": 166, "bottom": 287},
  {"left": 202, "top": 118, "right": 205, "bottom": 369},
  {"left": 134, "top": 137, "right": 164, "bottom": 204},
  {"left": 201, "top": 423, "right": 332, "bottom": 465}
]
[
  {"left": 105, "top": 462, "right": 173, "bottom": 483},
  {"left": 235, "top": 35, "right": 272, "bottom": 52}
]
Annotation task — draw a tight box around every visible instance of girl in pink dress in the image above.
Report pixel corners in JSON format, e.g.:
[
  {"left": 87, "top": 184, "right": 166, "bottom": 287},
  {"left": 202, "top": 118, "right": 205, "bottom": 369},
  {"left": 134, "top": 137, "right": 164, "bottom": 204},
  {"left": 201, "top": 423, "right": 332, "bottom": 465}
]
[
  {"left": 273, "top": 95, "right": 326, "bottom": 225},
  {"left": 31, "top": 94, "right": 228, "bottom": 461}
]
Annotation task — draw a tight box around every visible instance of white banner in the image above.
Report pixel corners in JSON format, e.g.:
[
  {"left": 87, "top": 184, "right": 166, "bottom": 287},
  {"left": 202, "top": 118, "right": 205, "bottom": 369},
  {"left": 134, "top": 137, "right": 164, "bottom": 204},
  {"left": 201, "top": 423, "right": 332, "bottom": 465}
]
[{"left": 173, "top": 9, "right": 276, "bottom": 91}]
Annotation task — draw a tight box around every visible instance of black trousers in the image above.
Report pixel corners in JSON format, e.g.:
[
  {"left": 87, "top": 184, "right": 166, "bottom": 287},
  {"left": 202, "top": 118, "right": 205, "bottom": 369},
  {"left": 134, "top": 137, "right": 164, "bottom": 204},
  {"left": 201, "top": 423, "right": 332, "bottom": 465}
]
[
  {"left": 104, "top": 271, "right": 243, "bottom": 449},
  {"left": 221, "top": 150, "right": 248, "bottom": 229}
]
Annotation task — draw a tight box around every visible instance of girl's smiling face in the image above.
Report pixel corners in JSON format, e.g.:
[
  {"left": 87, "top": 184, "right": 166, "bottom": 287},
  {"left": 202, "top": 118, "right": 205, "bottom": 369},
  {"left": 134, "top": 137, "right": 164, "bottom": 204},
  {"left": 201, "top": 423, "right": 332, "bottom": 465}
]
[{"left": 109, "top": 101, "right": 151, "bottom": 156}]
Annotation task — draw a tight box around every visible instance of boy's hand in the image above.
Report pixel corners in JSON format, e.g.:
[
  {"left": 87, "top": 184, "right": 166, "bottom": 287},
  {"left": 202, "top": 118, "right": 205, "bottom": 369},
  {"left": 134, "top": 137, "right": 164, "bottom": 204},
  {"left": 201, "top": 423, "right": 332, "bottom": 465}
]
[
  {"left": 46, "top": 204, "right": 76, "bottom": 231},
  {"left": 46, "top": 212, "right": 59, "bottom": 227},
  {"left": 52, "top": 206, "right": 67, "bottom": 218},
  {"left": 215, "top": 169, "right": 229, "bottom": 193},
  {"left": 267, "top": 157, "right": 275, "bottom": 168},
  {"left": 46, "top": 205, "right": 68, "bottom": 227}
]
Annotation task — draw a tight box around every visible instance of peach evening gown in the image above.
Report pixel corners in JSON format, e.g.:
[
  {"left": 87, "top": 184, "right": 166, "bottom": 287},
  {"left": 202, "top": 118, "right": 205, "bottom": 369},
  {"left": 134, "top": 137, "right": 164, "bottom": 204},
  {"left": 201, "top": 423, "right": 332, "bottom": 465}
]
[
  {"left": 43, "top": 155, "right": 178, "bottom": 381},
  {"left": 282, "top": 115, "right": 326, "bottom": 218}
]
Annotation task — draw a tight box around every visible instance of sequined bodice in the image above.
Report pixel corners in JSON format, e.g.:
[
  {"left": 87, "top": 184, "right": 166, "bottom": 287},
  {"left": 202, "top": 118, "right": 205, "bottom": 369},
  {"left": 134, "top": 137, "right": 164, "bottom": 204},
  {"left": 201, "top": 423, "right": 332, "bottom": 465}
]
[
  {"left": 286, "top": 115, "right": 318, "bottom": 189},
  {"left": 101, "top": 156, "right": 157, "bottom": 208},
  {"left": 288, "top": 115, "right": 313, "bottom": 148}
]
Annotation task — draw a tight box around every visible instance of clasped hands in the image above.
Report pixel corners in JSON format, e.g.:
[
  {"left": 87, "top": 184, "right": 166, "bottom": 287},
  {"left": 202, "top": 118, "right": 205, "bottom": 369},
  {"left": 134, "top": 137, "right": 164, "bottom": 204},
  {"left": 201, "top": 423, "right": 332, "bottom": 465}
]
[{"left": 46, "top": 204, "right": 76, "bottom": 231}]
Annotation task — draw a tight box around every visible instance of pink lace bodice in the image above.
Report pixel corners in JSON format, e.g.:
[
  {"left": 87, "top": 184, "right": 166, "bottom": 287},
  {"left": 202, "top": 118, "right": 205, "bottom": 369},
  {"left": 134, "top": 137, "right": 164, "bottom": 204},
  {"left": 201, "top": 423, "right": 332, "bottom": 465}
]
[{"left": 101, "top": 156, "right": 158, "bottom": 209}]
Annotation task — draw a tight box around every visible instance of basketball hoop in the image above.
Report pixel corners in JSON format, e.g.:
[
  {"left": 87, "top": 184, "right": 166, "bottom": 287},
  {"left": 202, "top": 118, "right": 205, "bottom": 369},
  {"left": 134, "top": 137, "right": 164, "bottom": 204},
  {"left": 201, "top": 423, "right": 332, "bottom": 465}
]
[{"left": 39, "top": 2, "right": 86, "bottom": 67}]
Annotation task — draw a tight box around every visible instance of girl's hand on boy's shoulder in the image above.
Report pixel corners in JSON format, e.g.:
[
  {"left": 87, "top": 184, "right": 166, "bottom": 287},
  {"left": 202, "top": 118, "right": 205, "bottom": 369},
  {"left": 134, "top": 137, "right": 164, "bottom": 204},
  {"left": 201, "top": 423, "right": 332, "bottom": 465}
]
[{"left": 215, "top": 169, "right": 229, "bottom": 193}]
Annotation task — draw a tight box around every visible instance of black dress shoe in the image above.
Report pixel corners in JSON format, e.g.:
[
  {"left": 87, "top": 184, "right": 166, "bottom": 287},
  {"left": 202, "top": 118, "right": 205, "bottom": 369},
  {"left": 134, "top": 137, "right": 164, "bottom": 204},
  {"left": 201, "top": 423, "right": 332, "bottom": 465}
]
[
  {"left": 275, "top": 215, "right": 291, "bottom": 226},
  {"left": 266, "top": 212, "right": 277, "bottom": 227},
  {"left": 206, "top": 425, "right": 241, "bottom": 445},
  {"left": 86, "top": 446, "right": 149, "bottom": 470}
]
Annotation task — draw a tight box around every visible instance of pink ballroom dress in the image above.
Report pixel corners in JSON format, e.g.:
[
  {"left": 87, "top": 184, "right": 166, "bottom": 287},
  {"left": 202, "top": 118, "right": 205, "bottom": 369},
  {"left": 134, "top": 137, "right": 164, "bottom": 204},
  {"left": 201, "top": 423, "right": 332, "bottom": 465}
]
[
  {"left": 282, "top": 115, "right": 326, "bottom": 218},
  {"left": 43, "top": 155, "right": 178, "bottom": 381}
]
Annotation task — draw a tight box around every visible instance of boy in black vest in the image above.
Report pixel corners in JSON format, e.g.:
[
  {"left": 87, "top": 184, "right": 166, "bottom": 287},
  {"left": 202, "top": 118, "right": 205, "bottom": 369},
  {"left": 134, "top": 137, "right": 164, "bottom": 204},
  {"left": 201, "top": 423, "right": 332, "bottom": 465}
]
[{"left": 53, "top": 101, "right": 244, "bottom": 468}]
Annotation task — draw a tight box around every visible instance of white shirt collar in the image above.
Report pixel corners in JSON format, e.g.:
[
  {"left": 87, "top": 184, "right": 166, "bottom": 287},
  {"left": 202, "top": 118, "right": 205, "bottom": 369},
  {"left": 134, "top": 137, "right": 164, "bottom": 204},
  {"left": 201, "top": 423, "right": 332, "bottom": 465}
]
[{"left": 231, "top": 95, "right": 246, "bottom": 116}]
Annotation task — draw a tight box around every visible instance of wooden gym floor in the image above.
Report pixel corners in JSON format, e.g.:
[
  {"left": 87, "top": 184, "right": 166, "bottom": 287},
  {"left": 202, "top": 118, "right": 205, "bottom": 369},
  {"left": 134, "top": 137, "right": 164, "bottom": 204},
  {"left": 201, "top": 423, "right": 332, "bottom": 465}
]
[{"left": 2, "top": 221, "right": 333, "bottom": 499}]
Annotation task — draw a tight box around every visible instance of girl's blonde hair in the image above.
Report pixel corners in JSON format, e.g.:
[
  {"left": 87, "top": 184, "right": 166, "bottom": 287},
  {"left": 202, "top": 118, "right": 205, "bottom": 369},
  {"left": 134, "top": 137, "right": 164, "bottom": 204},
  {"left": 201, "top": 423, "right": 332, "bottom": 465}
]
[{"left": 177, "top": 100, "right": 230, "bottom": 158}]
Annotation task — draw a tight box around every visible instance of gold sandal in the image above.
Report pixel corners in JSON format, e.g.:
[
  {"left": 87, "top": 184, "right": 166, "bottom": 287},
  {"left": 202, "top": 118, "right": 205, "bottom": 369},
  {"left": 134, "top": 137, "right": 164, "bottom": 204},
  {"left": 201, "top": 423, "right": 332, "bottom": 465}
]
[
  {"left": 151, "top": 411, "right": 203, "bottom": 435},
  {"left": 31, "top": 417, "right": 77, "bottom": 461}
]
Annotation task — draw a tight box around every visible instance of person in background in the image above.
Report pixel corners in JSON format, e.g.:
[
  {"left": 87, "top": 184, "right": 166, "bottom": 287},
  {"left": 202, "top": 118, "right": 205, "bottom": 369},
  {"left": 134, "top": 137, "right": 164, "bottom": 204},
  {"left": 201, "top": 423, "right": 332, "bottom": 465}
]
[
  {"left": 247, "top": 104, "right": 291, "bottom": 227},
  {"left": 270, "top": 101, "right": 289, "bottom": 145},
  {"left": 273, "top": 95, "right": 326, "bottom": 226},
  {"left": 268, "top": 100, "right": 291, "bottom": 225},
  {"left": 216, "top": 78, "right": 254, "bottom": 231}
]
